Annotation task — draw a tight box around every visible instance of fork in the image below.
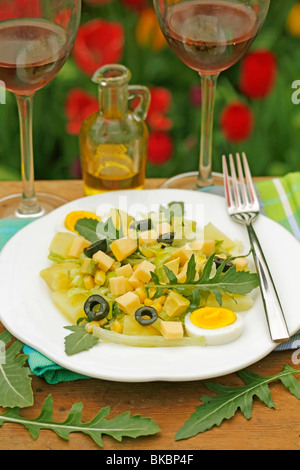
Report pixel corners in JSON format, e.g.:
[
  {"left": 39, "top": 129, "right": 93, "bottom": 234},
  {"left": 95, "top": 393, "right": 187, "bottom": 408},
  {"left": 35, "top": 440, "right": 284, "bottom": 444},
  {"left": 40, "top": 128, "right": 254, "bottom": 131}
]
[{"left": 222, "top": 152, "right": 290, "bottom": 343}]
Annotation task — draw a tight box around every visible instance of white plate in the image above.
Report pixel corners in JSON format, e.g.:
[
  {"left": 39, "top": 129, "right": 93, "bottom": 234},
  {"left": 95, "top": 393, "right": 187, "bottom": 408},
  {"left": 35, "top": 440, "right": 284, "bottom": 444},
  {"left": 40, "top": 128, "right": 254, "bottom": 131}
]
[{"left": 0, "top": 189, "right": 299, "bottom": 383}]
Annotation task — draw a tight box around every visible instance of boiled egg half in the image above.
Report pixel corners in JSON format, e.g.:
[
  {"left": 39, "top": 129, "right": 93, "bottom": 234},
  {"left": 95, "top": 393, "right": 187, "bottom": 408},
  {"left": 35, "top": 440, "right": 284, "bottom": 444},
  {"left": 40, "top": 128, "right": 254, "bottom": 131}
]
[{"left": 184, "top": 306, "right": 244, "bottom": 346}]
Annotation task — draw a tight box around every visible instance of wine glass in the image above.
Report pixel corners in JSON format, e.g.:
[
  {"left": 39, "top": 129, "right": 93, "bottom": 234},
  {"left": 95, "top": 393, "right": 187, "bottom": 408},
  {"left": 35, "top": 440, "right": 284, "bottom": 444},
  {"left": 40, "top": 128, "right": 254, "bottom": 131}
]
[
  {"left": 153, "top": 0, "right": 270, "bottom": 190},
  {"left": 0, "top": 0, "right": 81, "bottom": 218}
]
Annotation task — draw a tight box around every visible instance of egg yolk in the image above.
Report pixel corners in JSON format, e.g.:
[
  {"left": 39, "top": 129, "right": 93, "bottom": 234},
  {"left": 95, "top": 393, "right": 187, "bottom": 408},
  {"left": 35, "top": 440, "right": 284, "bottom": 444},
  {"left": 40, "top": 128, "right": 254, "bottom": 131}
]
[{"left": 190, "top": 307, "right": 237, "bottom": 330}]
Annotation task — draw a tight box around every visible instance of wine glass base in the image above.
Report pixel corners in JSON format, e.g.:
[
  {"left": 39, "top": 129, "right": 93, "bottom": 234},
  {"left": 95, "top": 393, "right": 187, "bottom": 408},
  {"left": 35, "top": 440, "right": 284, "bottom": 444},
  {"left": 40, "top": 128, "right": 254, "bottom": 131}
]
[
  {"left": 160, "top": 171, "right": 223, "bottom": 190},
  {"left": 0, "top": 192, "right": 67, "bottom": 219}
]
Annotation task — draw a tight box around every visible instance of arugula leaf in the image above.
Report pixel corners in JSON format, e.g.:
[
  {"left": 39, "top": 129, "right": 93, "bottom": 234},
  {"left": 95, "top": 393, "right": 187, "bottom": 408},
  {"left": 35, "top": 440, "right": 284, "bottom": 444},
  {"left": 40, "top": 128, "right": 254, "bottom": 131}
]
[
  {"left": 64, "top": 325, "right": 99, "bottom": 356},
  {"left": 175, "top": 364, "right": 300, "bottom": 440},
  {"left": 148, "top": 254, "right": 259, "bottom": 309},
  {"left": 159, "top": 201, "right": 185, "bottom": 223},
  {"left": 74, "top": 218, "right": 100, "bottom": 243},
  {"left": 0, "top": 331, "right": 33, "bottom": 408},
  {"left": 0, "top": 395, "right": 160, "bottom": 447}
]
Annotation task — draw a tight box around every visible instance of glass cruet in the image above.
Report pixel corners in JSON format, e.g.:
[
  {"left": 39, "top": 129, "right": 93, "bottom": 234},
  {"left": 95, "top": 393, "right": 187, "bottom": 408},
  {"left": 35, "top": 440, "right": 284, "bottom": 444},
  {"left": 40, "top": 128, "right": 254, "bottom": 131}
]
[{"left": 79, "top": 64, "right": 151, "bottom": 194}]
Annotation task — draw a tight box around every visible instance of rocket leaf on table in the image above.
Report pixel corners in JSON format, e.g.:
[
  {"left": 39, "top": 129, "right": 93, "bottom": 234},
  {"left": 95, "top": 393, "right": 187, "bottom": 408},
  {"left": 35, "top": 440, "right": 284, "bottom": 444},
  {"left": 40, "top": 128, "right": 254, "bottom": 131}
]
[
  {"left": 148, "top": 253, "right": 259, "bottom": 307},
  {"left": 175, "top": 364, "right": 300, "bottom": 441},
  {"left": 0, "top": 395, "right": 160, "bottom": 447},
  {"left": 0, "top": 331, "right": 33, "bottom": 408}
]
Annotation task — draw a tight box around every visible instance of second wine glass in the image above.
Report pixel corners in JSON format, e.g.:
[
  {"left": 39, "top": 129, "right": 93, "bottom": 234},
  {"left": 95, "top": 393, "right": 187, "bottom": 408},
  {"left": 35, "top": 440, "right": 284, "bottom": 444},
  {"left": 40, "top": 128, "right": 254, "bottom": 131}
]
[
  {"left": 153, "top": 0, "right": 270, "bottom": 190},
  {"left": 0, "top": 0, "right": 81, "bottom": 218}
]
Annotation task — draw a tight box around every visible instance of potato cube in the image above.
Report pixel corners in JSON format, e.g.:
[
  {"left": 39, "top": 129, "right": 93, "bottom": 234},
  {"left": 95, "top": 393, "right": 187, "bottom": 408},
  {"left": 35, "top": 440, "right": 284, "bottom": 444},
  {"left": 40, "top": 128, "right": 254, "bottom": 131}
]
[
  {"left": 92, "top": 250, "right": 115, "bottom": 272},
  {"left": 110, "top": 236, "right": 138, "bottom": 261},
  {"left": 163, "top": 291, "right": 190, "bottom": 317},
  {"left": 115, "top": 292, "right": 141, "bottom": 316},
  {"left": 109, "top": 276, "right": 126, "bottom": 297},
  {"left": 160, "top": 320, "right": 184, "bottom": 339}
]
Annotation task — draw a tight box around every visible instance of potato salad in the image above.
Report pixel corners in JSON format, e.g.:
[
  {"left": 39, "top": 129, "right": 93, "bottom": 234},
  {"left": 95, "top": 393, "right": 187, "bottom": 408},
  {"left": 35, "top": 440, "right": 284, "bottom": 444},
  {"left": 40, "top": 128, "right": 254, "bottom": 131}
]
[{"left": 40, "top": 203, "right": 259, "bottom": 349}]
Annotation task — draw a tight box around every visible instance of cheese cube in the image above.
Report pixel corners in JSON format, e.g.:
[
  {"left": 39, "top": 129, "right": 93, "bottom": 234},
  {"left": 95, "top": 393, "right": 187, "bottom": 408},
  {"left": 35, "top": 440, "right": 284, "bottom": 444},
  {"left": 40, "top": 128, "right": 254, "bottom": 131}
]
[
  {"left": 233, "top": 257, "right": 249, "bottom": 271},
  {"left": 109, "top": 276, "right": 126, "bottom": 297},
  {"left": 200, "top": 239, "right": 215, "bottom": 257},
  {"left": 156, "top": 221, "right": 172, "bottom": 235},
  {"left": 128, "top": 273, "right": 144, "bottom": 289},
  {"left": 165, "top": 257, "right": 180, "bottom": 276},
  {"left": 138, "top": 229, "right": 158, "bottom": 246},
  {"left": 160, "top": 320, "right": 184, "bottom": 339},
  {"left": 110, "top": 236, "right": 138, "bottom": 262},
  {"left": 163, "top": 291, "right": 190, "bottom": 317},
  {"left": 190, "top": 238, "right": 204, "bottom": 251},
  {"left": 171, "top": 244, "right": 193, "bottom": 266},
  {"left": 176, "top": 261, "right": 199, "bottom": 283},
  {"left": 115, "top": 263, "right": 133, "bottom": 278},
  {"left": 115, "top": 292, "right": 141, "bottom": 316},
  {"left": 133, "top": 260, "right": 156, "bottom": 283},
  {"left": 92, "top": 250, "right": 115, "bottom": 272},
  {"left": 67, "top": 236, "right": 90, "bottom": 258}
]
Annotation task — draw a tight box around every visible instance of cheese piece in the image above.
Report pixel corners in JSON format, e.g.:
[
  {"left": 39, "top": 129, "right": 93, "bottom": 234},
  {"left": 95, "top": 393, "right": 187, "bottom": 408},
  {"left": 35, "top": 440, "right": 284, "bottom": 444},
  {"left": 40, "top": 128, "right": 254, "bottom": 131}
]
[
  {"left": 110, "top": 236, "right": 138, "bottom": 262},
  {"left": 115, "top": 263, "right": 133, "bottom": 278},
  {"left": 156, "top": 221, "right": 172, "bottom": 235},
  {"left": 128, "top": 273, "right": 144, "bottom": 289},
  {"left": 200, "top": 239, "right": 215, "bottom": 257},
  {"left": 165, "top": 257, "right": 180, "bottom": 276},
  {"left": 176, "top": 261, "right": 199, "bottom": 283},
  {"left": 160, "top": 320, "right": 184, "bottom": 339},
  {"left": 133, "top": 260, "right": 156, "bottom": 283},
  {"left": 171, "top": 244, "right": 193, "bottom": 266},
  {"left": 68, "top": 236, "right": 91, "bottom": 258},
  {"left": 115, "top": 292, "right": 141, "bottom": 316},
  {"left": 233, "top": 257, "right": 249, "bottom": 271},
  {"left": 109, "top": 276, "right": 126, "bottom": 297},
  {"left": 92, "top": 250, "right": 115, "bottom": 272},
  {"left": 163, "top": 291, "right": 190, "bottom": 317},
  {"left": 138, "top": 229, "right": 158, "bottom": 246}
]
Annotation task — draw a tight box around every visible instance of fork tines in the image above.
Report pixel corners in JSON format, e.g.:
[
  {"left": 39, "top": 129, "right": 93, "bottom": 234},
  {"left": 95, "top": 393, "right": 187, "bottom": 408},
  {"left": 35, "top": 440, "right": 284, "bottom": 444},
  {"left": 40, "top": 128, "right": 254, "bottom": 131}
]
[{"left": 222, "top": 152, "right": 259, "bottom": 211}]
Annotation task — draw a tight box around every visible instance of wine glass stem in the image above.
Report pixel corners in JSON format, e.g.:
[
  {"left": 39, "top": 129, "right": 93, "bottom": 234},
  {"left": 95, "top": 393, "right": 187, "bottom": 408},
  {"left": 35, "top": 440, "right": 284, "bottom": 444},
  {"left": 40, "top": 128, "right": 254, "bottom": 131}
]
[
  {"left": 196, "top": 73, "right": 219, "bottom": 188},
  {"left": 16, "top": 94, "right": 42, "bottom": 217}
]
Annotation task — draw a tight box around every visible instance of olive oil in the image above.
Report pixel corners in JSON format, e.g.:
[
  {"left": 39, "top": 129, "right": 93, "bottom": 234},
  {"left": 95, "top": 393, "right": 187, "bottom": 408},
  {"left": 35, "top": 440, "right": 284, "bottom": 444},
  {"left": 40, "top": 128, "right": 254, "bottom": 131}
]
[{"left": 80, "top": 65, "right": 150, "bottom": 195}]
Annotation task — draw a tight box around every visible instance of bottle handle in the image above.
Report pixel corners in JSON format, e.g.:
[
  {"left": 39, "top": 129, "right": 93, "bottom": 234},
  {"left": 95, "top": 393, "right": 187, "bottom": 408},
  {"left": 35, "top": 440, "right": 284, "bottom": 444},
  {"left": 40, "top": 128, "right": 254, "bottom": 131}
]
[{"left": 128, "top": 85, "right": 151, "bottom": 120}]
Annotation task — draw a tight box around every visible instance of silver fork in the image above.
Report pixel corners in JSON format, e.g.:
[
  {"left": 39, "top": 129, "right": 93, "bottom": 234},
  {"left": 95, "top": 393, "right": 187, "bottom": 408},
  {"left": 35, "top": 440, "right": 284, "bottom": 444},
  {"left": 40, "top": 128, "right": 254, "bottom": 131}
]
[{"left": 222, "top": 152, "right": 290, "bottom": 343}]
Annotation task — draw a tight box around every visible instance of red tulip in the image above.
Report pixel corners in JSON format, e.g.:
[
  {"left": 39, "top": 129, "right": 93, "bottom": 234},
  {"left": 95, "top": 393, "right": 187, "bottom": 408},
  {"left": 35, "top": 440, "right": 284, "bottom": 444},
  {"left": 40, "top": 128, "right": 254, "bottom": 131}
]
[
  {"left": 220, "top": 101, "right": 254, "bottom": 143},
  {"left": 148, "top": 132, "right": 173, "bottom": 165},
  {"left": 73, "top": 19, "right": 124, "bottom": 76},
  {"left": 0, "top": 0, "right": 41, "bottom": 20},
  {"left": 65, "top": 88, "right": 99, "bottom": 135},
  {"left": 240, "top": 49, "right": 277, "bottom": 99},
  {"left": 147, "top": 87, "right": 173, "bottom": 132}
]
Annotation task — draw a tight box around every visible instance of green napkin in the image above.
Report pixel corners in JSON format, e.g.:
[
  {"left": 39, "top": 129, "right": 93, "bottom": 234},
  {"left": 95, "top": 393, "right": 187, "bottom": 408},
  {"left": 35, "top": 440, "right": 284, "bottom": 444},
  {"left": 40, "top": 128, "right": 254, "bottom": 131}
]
[{"left": 1, "top": 173, "right": 300, "bottom": 383}]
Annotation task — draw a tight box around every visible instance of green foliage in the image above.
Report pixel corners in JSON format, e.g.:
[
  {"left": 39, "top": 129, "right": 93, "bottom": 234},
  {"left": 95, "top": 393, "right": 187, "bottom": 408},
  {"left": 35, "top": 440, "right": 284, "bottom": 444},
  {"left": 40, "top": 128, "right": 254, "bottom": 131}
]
[
  {"left": 64, "top": 325, "right": 99, "bottom": 356},
  {"left": 175, "top": 364, "right": 300, "bottom": 440},
  {"left": 0, "top": 0, "right": 299, "bottom": 181},
  {"left": 0, "top": 395, "right": 160, "bottom": 447},
  {"left": 0, "top": 331, "right": 33, "bottom": 408}
]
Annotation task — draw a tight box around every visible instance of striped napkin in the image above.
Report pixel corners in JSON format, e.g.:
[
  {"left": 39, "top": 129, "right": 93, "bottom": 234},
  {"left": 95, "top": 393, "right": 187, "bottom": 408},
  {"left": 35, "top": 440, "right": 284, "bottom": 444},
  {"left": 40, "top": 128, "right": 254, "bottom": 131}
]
[{"left": 1, "top": 173, "right": 300, "bottom": 383}]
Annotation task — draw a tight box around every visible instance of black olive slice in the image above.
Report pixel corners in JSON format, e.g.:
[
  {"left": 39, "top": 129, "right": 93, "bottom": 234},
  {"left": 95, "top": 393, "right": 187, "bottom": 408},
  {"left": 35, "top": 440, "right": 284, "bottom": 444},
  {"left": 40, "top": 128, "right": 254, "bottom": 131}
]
[
  {"left": 135, "top": 306, "right": 158, "bottom": 326},
  {"left": 84, "top": 295, "right": 110, "bottom": 321},
  {"left": 214, "top": 256, "right": 233, "bottom": 272},
  {"left": 84, "top": 239, "right": 107, "bottom": 258},
  {"left": 130, "top": 219, "right": 154, "bottom": 232},
  {"left": 157, "top": 232, "right": 175, "bottom": 244}
]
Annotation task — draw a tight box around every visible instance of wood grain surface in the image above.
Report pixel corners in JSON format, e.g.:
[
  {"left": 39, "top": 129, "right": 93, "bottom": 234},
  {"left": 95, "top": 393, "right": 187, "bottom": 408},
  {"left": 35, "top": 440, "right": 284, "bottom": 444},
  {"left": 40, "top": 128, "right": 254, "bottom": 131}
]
[{"left": 0, "top": 179, "right": 299, "bottom": 451}]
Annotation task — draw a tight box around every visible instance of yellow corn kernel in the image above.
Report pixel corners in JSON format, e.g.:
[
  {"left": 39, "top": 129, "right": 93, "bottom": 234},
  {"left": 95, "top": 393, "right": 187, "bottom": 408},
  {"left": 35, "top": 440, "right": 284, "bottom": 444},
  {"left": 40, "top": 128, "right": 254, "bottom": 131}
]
[
  {"left": 152, "top": 302, "right": 163, "bottom": 314},
  {"left": 83, "top": 274, "right": 95, "bottom": 290},
  {"left": 94, "top": 270, "right": 106, "bottom": 286},
  {"left": 110, "top": 319, "right": 123, "bottom": 334},
  {"left": 99, "top": 318, "right": 108, "bottom": 327},
  {"left": 144, "top": 298, "right": 154, "bottom": 306},
  {"left": 133, "top": 263, "right": 140, "bottom": 272},
  {"left": 157, "top": 295, "right": 167, "bottom": 305},
  {"left": 135, "top": 286, "right": 147, "bottom": 303}
]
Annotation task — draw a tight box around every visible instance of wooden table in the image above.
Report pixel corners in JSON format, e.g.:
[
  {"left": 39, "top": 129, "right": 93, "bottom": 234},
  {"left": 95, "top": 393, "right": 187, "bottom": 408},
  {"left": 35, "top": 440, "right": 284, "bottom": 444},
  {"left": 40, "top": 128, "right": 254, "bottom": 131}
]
[{"left": 0, "top": 179, "right": 299, "bottom": 451}]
